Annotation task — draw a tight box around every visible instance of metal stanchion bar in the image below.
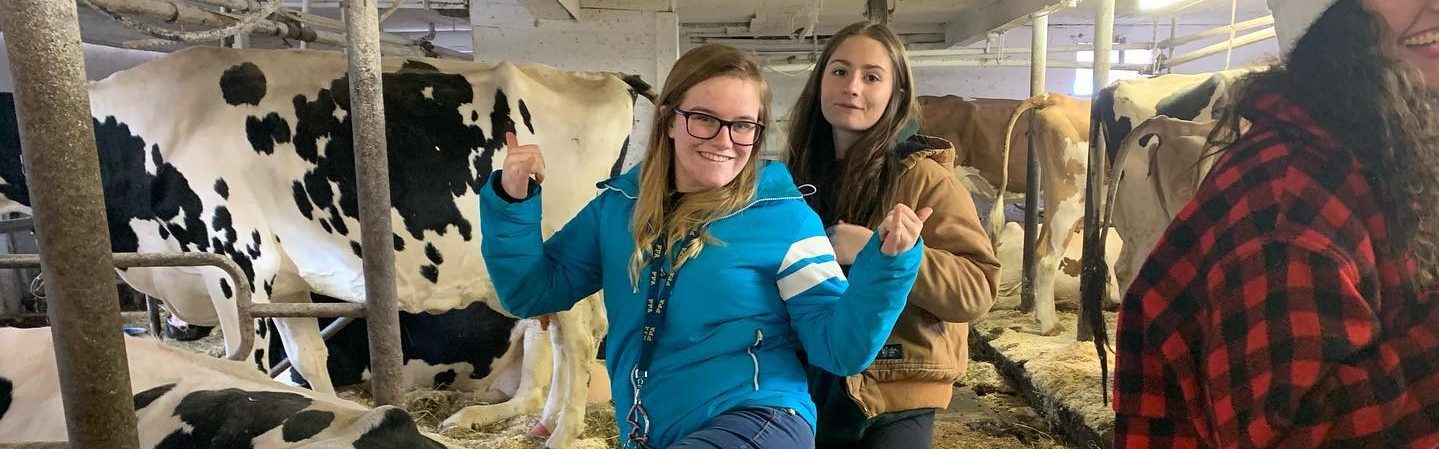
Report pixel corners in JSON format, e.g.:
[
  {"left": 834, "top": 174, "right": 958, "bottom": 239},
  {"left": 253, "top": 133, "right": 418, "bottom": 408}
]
[
  {"left": 344, "top": 0, "right": 405, "bottom": 407},
  {"left": 1020, "top": 14, "right": 1048, "bottom": 312},
  {"left": 266, "top": 316, "right": 356, "bottom": 377},
  {"left": 249, "top": 302, "right": 366, "bottom": 318},
  {"left": 0, "top": 217, "right": 33, "bottom": 233},
  {"left": 0, "top": 252, "right": 253, "bottom": 361},
  {"left": 1020, "top": 115, "right": 1041, "bottom": 312},
  {"left": 0, "top": 0, "right": 139, "bottom": 444}
]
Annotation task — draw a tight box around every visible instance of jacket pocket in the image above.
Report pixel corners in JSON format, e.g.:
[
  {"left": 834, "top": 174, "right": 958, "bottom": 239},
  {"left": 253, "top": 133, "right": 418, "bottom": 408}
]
[{"left": 746, "top": 329, "right": 763, "bottom": 391}]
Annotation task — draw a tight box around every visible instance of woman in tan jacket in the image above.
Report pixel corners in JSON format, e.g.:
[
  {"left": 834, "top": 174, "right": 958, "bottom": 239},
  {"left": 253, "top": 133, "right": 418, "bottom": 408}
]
[{"left": 784, "top": 21, "right": 1001, "bottom": 448}]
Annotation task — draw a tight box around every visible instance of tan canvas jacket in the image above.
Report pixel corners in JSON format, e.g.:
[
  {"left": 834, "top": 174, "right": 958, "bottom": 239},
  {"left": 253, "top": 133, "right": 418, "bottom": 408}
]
[{"left": 844, "top": 134, "right": 1000, "bottom": 417}]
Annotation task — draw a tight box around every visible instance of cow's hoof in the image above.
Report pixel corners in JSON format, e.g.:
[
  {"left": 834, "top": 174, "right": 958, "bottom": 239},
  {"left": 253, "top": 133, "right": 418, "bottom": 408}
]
[
  {"left": 438, "top": 408, "right": 491, "bottom": 434},
  {"left": 436, "top": 417, "right": 469, "bottom": 434},
  {"left": 165, "top": 322, "right": 215, "bottom": 341},
  {"left": 528, "top": 422, "right": 551, "bottom": 439}
]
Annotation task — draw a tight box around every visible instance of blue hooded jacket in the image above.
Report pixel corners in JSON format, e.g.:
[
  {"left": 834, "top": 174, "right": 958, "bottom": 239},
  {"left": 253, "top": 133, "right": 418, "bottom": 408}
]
[{"left": 478, "top": 160, "right": 922, "bottom": 447}]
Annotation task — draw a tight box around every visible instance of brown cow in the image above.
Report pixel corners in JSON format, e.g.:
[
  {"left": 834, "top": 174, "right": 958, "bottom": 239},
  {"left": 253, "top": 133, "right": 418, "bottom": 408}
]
[
  {"left": 985, "top": 93, "right": 1106, "bottom": 335},
  {"left": 918, "top": 96, "right": 1027, "bottom": 197}
]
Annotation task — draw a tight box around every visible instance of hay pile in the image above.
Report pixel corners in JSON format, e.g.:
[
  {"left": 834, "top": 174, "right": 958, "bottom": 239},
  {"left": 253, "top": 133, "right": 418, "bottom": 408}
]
[{"left": 338, "top": 387, "right": 620, "bottom": 449}]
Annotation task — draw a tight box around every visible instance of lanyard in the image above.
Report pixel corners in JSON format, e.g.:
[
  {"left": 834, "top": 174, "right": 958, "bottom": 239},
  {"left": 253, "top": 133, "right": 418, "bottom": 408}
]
[{"left": 624, "top": 229, "right": 701, "bottom": 449}]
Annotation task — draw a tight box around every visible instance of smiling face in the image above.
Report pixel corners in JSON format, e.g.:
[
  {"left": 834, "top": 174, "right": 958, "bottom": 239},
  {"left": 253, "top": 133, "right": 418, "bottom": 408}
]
[
  {"left": 668, "top": 76, "right": 762, "bottom": 193},
  {"left": 819, "top": 36, "right": 897, "bottom": 139},
  {"left": 1365, "top": 0, "right": 1439, "bottom": 91}
]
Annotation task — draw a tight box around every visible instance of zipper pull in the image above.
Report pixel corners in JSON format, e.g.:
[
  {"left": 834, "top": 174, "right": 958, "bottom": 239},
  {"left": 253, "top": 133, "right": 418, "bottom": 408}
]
[{"left": 753, "top": 329, "right": 763, "bottom": 348}]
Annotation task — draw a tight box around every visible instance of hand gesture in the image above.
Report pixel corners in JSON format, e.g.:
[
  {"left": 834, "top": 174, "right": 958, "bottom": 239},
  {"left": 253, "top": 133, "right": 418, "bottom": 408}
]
[
  {"left": 501, "top": 132, "right": 545, "bottom": 200},
  {"left": 877, "top": 203, "right": 933, "bottom": 256}
]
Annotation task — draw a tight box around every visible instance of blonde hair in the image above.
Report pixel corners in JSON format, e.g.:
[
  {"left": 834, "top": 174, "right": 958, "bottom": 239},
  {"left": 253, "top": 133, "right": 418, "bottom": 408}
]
[
  {"left": 784, "top": 22, "right": 921, "bottom": 226},
  {"left": 629, "top": 44, "right": 773, "bottom": 288}
]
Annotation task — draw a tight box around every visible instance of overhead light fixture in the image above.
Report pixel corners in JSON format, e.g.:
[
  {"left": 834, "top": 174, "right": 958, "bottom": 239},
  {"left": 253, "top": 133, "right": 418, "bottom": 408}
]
[{"left": 1138, "top": 0, "right": 1195, "bottom": 10}]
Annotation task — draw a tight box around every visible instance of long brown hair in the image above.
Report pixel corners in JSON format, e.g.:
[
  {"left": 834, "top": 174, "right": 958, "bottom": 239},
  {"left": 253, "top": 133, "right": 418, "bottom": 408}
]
[
  {"left": 1209, "top": 0, "right": 1439, "bottom": 285},
  {"left": 629, "top": 44, "right": 772, "bottom": 288},
  {"left": 784, "top": 22, "right": 920, "bottom": 227}
]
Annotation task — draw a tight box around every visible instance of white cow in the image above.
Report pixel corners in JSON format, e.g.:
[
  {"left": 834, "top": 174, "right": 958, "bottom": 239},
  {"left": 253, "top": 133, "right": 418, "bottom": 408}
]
[
  {"left": 0, "top": 46, "right": 641, "bottom": 447},
  {"left": 1110, "top": 116, "right": 1224, "bottom": 297},
  {"left": 1094, "top": 69, "right": 1260, "bottom": 300}
]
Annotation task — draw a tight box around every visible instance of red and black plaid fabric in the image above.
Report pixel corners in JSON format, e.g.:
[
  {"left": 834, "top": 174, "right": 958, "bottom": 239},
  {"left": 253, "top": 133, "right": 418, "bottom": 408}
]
[{"left": 1113, "top": 92, "right": 1439, "bottom": 449}]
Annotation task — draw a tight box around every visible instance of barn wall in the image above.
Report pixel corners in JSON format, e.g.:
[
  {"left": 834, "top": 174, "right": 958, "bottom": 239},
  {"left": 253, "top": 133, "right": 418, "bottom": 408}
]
[
  {"left": 0, "top": 33, "right": 166, "bottom": 92},
  {"left": 469, "top": 3, "right": 679, "bottom": 172}
]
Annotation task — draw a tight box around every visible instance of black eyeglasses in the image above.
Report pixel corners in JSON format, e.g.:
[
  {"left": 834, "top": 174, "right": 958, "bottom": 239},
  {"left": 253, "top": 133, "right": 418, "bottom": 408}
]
[{"left": 671, "top": 107, "right": 765, "bottom": 146}]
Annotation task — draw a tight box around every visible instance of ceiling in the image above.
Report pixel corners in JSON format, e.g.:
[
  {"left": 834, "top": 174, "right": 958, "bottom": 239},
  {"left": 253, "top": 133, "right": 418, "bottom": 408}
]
[{"left": 3, "top": 0, "right": 1274, "bottom": 58}]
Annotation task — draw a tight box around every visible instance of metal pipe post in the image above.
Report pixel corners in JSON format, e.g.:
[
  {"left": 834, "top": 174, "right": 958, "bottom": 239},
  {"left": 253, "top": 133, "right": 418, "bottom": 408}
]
[
  {"left": 344, "top": 0, "right": 405, "bottom": 407},
  {"left": 0, "top": 0, "right": 139, "bottom": 446},
  {"left": 1030, "top": 13, "right": 1048, "bottom": 97},
  {"left": 1019, "top": 14, "right": 1050, "bottom": 313},
  {"left": 1078, "top": 0, "right": 1115, "bottom": 342},
  {"left": 300, "top": 0, "right": 311, "bottom": 48},
  {"left": 1020, "top": 114, "right": 1040, "bottom": 313},
  {"left": 1093, "top": 0, "right": 1115, "bottom": 96}
]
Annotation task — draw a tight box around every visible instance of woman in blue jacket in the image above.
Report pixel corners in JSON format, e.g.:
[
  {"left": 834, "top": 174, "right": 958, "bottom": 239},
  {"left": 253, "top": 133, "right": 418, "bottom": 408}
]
[{"left": 476, "top": 44, "right": 932, "bottom": 449}]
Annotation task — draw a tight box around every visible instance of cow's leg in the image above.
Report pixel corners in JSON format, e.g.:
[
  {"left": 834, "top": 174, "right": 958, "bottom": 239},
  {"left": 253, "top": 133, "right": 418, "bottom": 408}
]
[
  {"left": 1036, "top": 141, "right": 1089, "bottom": 336},
  {"left": 453, "top": 323, "right": 528, "bottom": 400},
  {"left": 538, "top": 306, "right": 597, "bottom": 448},
  {"left": 189, "top": 269, "right": 246, "bottom": 360},
  {"left": 1105, "top": 230, "right": 1123, "bottom": 308},
  {"left": 270, "top": 291, "right": 335, "bottom": 395},
  {"left": 1035, "top": 202, "right": 1082, "bottom": 336},
  {"left": 439, "top": 319, "right": 551, "bottom": 432}
]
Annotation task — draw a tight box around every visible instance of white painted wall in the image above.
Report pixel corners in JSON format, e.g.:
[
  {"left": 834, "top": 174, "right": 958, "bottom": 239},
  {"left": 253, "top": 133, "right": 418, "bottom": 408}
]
[
  {"left": 0, "top": 33, "right": 165, "bottom": 92},
  {"left": 470, "top": 2, "right": 678, "bottom": 171}
]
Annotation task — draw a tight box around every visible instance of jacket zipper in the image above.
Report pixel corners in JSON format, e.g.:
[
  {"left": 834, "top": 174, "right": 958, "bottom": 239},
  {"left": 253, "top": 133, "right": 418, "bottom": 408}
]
[{"left": 747, "top": 329, "right": 763, "bottom": 391}]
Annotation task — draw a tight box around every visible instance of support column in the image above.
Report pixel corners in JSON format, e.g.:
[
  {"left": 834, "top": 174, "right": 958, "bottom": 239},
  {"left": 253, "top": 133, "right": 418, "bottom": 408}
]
[
  {"left": 0, "top": 0, "right": 139, "bottom": 446},
  {"left": 1030, "top": 14, "right": 1048, "bottom": 96},
  {"left": 300, "top": 0, "right": 311, "bottom": 49},
  {"left": 343, "top": 0, "right": 404, "bottom": 407},
  {"left": 1020, "top": 13, "right": 1049, "bottom": 314}
]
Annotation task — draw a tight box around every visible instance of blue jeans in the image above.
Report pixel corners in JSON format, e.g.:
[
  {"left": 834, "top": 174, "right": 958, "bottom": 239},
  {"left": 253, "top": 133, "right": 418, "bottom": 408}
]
[{"left": 668, "top": 406, "right": 815, "bottom": 449}]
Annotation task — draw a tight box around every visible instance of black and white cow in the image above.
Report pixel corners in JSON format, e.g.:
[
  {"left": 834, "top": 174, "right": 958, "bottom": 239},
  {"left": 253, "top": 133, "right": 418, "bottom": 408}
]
[
  {"left": 1094, "top": 69, "right": 1250, "bottom": 162},
  {"left": 270, "top": 295, "right": 520, "bottom": 391},
  {"left": 266, "top": 295, "right": 582, "bottom": 438},
  {"left": 0, "top": 326, "right": 455, "bottom": 449},
  {"left": 0, "top": 46, "right": 641, "bottom": 446}
]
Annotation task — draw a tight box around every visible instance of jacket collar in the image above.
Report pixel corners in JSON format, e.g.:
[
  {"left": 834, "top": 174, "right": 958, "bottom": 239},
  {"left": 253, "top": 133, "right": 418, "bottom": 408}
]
[
  {"left": 893, "top": 117, "right": 957, "bottom": 171},
  {"left": 598, "top": 159, "right": 806, "bottom": 203},
  {"left": 1241, "top": 90, "right": 1337, "bottom": 146}
]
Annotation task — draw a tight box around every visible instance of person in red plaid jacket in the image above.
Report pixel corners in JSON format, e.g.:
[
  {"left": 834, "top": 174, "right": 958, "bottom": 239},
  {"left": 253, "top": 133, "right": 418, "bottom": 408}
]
[{"left": 1114, "top": 0, "right": 1439, "bottom": 447}]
